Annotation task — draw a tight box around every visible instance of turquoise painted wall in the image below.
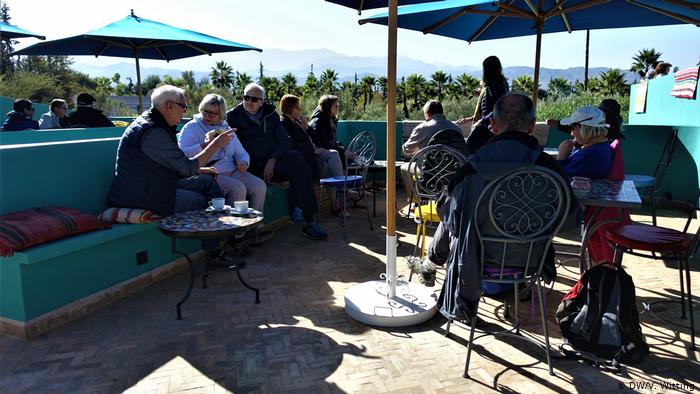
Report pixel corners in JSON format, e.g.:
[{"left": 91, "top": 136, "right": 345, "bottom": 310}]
[
  {"left": 628, "top": 74, "right": 700, "bottom": 127},
  {"left": 336, "top": 120, "right": 402, "bottom": 161}
]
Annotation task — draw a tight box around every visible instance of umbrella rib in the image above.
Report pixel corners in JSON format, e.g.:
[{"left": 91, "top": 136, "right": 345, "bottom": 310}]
[
  {"left": 626, "top": 0, "right": 700, "bottom": 25},
  {"left": 180, "top": 41, "right": 212, "bottom": 56},
  {"left": 467, "top": 0, "right": 518, "bottom": 42},
  {"left": 90, "top": 37, "right": 136, "bottom": 50},
  {"left": 545, "top": 0, "right": 573, "bottom": 32},
  {"left": 522, "top": 0, "right": 540, "bottom": 16},
  {"left": 662, "top": 0, "right": 699, "bottom": 10},
  {"left": 498, "top": 3, "right": 536, "bottom": 18},
  {"left": 423, "top": 6, "right": 476, "bottom": 34},
  {"left": 548, "top": 0, "right": 611, "bottom": 18}
]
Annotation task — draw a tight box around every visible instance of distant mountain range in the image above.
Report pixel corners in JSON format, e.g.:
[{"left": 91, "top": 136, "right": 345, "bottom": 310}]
[{"left": 71, "top": 48, "right": 639, "bottom": 88}]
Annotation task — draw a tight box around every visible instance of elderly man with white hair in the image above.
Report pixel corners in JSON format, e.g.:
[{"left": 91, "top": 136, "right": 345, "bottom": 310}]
[
  {"left": 227, "top": 83, "right": 327, "bottom": 241},
  {"left": 107, "top": 85, "right": 232, "bottom": 216}
]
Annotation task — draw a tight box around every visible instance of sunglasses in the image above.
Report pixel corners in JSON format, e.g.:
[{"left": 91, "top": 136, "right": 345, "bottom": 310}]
[
  {"left": 243, "top": 95, "right": 262, "bottom": 103},
  {"left": 171, "top": 101, "right": 189, "bottom": 110}
]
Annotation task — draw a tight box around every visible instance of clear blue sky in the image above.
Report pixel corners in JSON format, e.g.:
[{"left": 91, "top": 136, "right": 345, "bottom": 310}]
[{"left": 7, "top": 0, "right": 700, "bottom": 73}]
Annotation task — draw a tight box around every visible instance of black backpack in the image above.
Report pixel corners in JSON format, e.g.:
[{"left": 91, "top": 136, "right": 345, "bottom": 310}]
[{"left": 555, "top": 263, "right": 649, "bottom": 368}]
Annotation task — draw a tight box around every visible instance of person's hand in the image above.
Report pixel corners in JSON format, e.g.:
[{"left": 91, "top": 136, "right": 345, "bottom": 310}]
[
  {"left": 297, "top": 117, "right": 309, "bottom": 130},
  {"left": 236, "top": 161, "right": 248, "bottom": 173},
  {"left": 212, "top": 129, "right": 234, "bottom": 149},
  {"left": 199, "top": 166, "right": 218, "bottom": 176},
  {"left": 314, "top": 147, "right": 326, "bottom": 155},
  {"left": 456, "top": 116, "right": 473, "bottom": 125},
  {"left": 547, "top": 119, "right": 560, "bottom": 128},
  {"left": 557, "top": 139, "right": 576, "bottom": 160},
  {"left": 263, "top": 158, "right": 275, "bottom": 183}
]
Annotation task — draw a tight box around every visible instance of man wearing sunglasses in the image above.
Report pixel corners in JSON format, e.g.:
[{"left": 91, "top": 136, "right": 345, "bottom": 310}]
[
  {"left": 227, "top": 83, "right": 327, "bottom": 241},
  {"left": 2, "top": 98, "right": 39, "bottom": 131}
]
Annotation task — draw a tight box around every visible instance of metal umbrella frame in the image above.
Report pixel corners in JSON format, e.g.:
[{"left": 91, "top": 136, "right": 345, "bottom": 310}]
[
  {"left": 13, "top": 10, "right": 261, "bottom": 111},
  {"left": 360, "top": 0, "right": 700, "bottom": 105}
]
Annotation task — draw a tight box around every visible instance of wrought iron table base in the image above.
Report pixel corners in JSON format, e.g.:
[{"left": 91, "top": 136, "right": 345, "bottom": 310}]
[{"left": 171, "top": 238, "right": 260, "bottom": 320}]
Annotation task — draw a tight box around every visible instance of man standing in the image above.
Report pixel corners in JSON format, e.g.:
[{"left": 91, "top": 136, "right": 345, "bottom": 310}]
[
  {"left": 226, "top": 83, "right": 327, "bottom": 240},
  {"left": 68, "top": 93, "right": 115, "bottom": 128},
  {"left": 107, "top": 85, "right": 231, "bottom": 216},
  {"left": 400, "top": 100, "right": 462, "bottom": 203}
]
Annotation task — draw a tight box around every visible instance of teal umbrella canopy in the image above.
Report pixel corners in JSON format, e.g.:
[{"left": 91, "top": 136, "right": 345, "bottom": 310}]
[
  {"left": 325, "top": 0, "right": 442, "bottom": 13},
  {"left": 0, "top": 21, "right": 45, "bottom": 40},
  {"left": 13, "top": 10, "right": 261, "bottom": 60},
  {"left": 360, "top": 0, "right": 700, "bottom": 103},
  {"left": 12, "top": 10, "right": 261, "bottom": 111}
]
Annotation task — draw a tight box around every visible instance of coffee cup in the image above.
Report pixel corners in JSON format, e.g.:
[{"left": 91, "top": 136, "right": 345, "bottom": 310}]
[
  {"left": 234, "top": 200, "right": 249, "bottom": 212},
  {"left": 209, "top": 197, "right": 226, "bottom": 210}
]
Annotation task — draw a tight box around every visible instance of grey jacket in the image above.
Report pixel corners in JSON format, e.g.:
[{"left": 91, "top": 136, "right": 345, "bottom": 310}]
[{"left": 401, "top": 114, "right": 461, "bottom": 156}]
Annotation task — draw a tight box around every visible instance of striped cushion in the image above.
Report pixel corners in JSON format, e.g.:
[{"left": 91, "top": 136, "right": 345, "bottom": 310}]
[
  {"left": 0, "top": 207, "right": 111, "bottom": 257},
  {"left": 99, "top": 207, "right": 161, "bottom": 224}
]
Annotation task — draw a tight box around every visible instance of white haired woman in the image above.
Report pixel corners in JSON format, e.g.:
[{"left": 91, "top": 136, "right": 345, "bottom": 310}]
[
  {"left": 179, "top": 93, "right": 266, "bottom": 211},
  {"left": 557, "top": 105, "right": 613, "bottom": 179}
]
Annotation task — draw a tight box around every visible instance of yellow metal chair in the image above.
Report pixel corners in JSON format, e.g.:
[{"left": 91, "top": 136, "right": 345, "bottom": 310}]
[{"left": 408, "top": 145, "right": 468, "bottom": 259}]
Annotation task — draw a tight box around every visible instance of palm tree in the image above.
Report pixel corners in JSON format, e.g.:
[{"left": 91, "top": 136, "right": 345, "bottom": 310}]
[
  {"left": 235, "top": 72, "right": 253, "bottom": 98},
  {"left": 259, "top": 76, "right": 281, "bottom": 103},
  {"left": 359, "top": 75, "right": 376, "bottom": 109},
  {"left": 449, "top": 73, "right": 480, "bottom": 99},
  {"left": 181, "top": 71, "right": 196, "bottom": 90},
  {"left": 398, "top": 77, "right": 409, "bottom": 118},
  {"left": 280, "top": 73, "right": 299, "bottom": 95},
  {"left": 319, "top": 69, "right": 339, "bottom": 94},
  {"left": 511, "top": 75, "right": 534, "bottom": 94},
  {"left": 405, "top": 73, "right": 426, "bottom": 110},
  {"left": 547, "top": 77, "right": 572, "bottom": 99},
  {"left": 210, "top": 61, "right": 234, "bottom": 90},
  {"left": 596, "top": 69, "right": 629, "bottom": 96},
  {"left": 376, "top": 76, "right": 388, "bottom": 99},
  {"left": 94, "top": 77, "right": 113, "bottom": 95},
  {"left": 630, "top": 48, "right": 662, "bottom": 78},
  {"left": 303, "top": 72, "right": 319, "bottom": 97},
  {"left": 430, "top": 70, "right": 451, "bottom": 101}
]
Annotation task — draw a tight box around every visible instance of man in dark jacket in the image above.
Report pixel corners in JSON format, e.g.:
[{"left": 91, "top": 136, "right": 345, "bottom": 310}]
[
  {"left": 226, "top": 83, "right": 327, "bottom": 240},
  {"left": 2, "top": 99, "right": 39, "bottom": 131},
  {"left": 107, "top": 85, "right": 230, "bottom": 216},
  {"left": 67, "top": 93, "right": 115, "bottom": 128},
  {"left": 409, "top": 93, "right": 578, "bottom": 321}
]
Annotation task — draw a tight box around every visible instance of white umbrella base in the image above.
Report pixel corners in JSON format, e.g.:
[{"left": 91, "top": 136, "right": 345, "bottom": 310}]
[{"left": 344, "top": 280, "right": 438, "bottom": 327}]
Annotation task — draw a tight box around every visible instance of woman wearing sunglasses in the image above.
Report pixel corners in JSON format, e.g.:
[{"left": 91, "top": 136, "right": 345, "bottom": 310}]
[{"left": 179, "top": 93, "right": 266, "bottom": 212}]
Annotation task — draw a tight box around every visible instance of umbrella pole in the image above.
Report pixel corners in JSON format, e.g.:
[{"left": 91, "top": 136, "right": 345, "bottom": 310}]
[
  {"left": 135, "top": 50, "right": 143, "bottom": 113},
  {"left": 386, "top": 0, "right": 398, "bottom": 299},
  {"left": 343, "top": 0, "right": 437, "bottom": 328},
  {"left": 584, "top": 29, "right": 590, "bottom": 91},
  {"left": 532, "top": 21, "right": 543, "bottom": 106}
]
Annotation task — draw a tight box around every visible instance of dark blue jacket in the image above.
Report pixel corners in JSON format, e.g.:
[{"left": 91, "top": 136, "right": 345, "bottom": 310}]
[
  {"left": 106, "top": 109, "right": 179, "bottom": 216},
  {"left": 226, "top": 103, "right": 291, "bottom": 176},
  {"left": 2, "top": 111, "right": 39, "bottom": 131},
  {"left": 558, "top": 141, "right": 613, "bottom": 179}
]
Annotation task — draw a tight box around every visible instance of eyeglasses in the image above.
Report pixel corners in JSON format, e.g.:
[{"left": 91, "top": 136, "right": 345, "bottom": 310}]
[
  {"left": 170, "top": 101, "right": 189, "bottom": 110},
  {"left": 202, "top": 109, "right": 221, "bottom": 118},
  {"left": 243, "top": 95, "right": 262, "bottom": 103}
]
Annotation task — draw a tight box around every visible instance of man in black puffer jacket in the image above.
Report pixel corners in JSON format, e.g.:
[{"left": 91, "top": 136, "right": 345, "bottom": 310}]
[{"left": 226, "top": 83, "right": 327, "bottom": 241}]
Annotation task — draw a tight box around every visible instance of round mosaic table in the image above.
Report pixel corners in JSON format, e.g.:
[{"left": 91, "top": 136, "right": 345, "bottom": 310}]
[{"left": 159, "top": 208, "right": 264, "bottom": 319}]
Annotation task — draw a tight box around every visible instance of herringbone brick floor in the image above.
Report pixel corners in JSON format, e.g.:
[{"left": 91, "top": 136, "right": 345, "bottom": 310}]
[{"left": 1, "top": 192, "right": 698, "bottom": 393}]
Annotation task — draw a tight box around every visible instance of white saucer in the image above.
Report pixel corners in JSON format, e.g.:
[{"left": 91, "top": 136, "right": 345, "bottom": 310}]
[
  {"left": 231, "top": 207, "right": 255, "bottom": 214},
  {"left": 206, "top": 205, "right": 231, "bottom": 212}
]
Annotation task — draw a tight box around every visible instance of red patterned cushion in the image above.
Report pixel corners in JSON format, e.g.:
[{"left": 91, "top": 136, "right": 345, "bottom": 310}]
[
  {"left": 99, "top": 207, "right": 161, "bottom": 224},
  {"left": 0, "top": 207, "right": 111, "bottom": 256}
]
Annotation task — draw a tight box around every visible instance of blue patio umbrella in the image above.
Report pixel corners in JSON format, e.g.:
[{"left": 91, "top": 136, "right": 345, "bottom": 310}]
[
  {"left": 0, "top": 21, "right": 45, "bottom": 40},
  {"left": 360, "top": 0, "right": 700, "bottom": 104},
  {"left": 13, "top": 10, "right": 261, "bottom": 110},
  {"left": 325, "top": 0, "right": 441, "bottom": 13}
]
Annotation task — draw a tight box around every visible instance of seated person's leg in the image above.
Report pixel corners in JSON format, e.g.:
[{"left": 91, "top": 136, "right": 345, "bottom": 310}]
[
  {"left": 216, "top": 172, "right": 247, "bottom": 206},
  {"left": 318, "top": 149, "right": 344, "bottom": 178},
  {"left": 407, "top": 222, "right": 449, "bottom": 286},
  {"left": 274, "top": 150, "right": 326, "bottom": 240},
  {"left": 232, "top": 171, "right": 267, "bottom": 212},
  {"left": 400, "top": 162, "right": 415, "bottom": 204}
]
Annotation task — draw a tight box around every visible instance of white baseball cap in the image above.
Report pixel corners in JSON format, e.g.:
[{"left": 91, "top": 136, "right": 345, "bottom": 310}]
[{"left": 560, "top": 105, "right": 609, "bottom": 128}]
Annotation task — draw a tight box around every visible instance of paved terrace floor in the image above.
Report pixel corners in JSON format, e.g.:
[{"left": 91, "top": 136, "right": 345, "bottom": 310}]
[{"left": 1, "top": 191, "right": 698, "bottom": 393}]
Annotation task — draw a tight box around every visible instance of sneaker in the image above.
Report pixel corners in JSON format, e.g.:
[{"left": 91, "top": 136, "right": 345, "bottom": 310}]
[
  {"left": 302, "top": 222, "right": 328, "bottom": 240},
  {"left": 406, "top": 256, "right": 436, "bottom": 287},
  {"left": 290, "top": 207, "right": 304, "bottom": 224}
]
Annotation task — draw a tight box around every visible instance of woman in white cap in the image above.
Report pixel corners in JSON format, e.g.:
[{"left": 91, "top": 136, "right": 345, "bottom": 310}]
[{"left": 557, "top": 105, "right": 612, "bottom": 179}]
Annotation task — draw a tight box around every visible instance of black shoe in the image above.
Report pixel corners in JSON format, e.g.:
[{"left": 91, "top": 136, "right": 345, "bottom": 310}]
[
  {"left": 406, "top": 256, "right": 436, "bottom": 287},
  {"left": 302, "top": 222, "right": 328, "bottom": 240}
]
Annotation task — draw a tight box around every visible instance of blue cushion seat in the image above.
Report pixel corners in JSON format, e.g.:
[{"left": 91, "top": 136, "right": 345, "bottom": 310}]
[{"left": 319, "top": 175, "right": 363, "bottom": 187}]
